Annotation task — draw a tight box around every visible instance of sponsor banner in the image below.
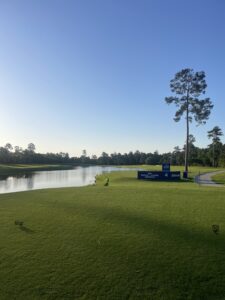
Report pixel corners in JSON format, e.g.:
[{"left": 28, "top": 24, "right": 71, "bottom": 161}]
[
  {"left": 162, "top": 163, "right": 170, "bottom": 172},
  {"left": 137, "top": 171, "right": 180, "bottom": 181}
]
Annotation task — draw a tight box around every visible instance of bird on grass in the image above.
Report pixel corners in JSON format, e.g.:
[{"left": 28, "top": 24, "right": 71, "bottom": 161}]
[
  {"left": 212, "top": 224, "right": 219, "bottom": 234},
  {"left": 104, "top": 177, "right": 109, "bottom": 186}
]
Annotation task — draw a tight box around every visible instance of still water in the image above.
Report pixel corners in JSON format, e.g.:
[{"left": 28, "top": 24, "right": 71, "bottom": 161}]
[{"left": 0, "top": 166, "right": 132, "bottom": 194}]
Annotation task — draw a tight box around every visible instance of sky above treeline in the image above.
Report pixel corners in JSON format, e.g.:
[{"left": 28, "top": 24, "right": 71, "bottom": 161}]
[{"left": 0, "top": 0, "right": 225, "bottom": 157}]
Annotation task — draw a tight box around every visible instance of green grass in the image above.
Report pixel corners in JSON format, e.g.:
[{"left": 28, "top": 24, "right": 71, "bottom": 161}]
[
  {"left": 0, "top": 164, "right": 73, "bottom": 175},
  {"left": 0, "top": 169, "right": 225, "bottom": 299},
  {"left": 212, "top": 172, "right": 225, "bottom": 185}
]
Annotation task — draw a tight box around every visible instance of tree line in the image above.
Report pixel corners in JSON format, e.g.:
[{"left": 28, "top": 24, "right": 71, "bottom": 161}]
[{"left": 0, "top": 136, "right": 224, "bottom": 167}]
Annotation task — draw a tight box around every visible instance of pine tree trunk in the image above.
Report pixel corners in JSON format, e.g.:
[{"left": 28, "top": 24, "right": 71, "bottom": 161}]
[{"left": 185, "top": 95, "right": 189, "bottom": 173}]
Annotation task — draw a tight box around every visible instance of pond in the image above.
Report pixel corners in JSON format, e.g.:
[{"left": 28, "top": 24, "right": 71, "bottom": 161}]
[{"left": 0, "top": 166, "right": 133, "bottom": 194}]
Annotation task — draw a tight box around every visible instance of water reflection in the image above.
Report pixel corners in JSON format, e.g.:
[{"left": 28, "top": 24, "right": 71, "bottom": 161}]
[
  {"left": 82, "top": 167, "right": 86, "bottom": 183},
  {"left": 0, "top": 166, "right": 132, "bottom": 194}
]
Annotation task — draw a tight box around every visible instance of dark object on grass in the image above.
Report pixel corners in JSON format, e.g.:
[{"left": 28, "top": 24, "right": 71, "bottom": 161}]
[
  {"left": 212, "top": 224, "right": 219, "bottom": 234},
  {"left": 15, "top": 220, "right": 24, "bottom": 226},
  {"left": 183, "top": 171, "right": 188, "bottom": 179},
  {"left": 15, "top": 220, "right": 34, "bottom": 233},
  {"left": 104, "top": 177, "right": 109, "bottom": 186},
  {"left": 19, "top": 226, "right": 34, "bottom": 233}
]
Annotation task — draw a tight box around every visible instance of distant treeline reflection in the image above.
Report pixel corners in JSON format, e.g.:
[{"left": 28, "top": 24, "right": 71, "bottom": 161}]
[{"left": 0, "top": 173, "right": 33, "bottom": 181}]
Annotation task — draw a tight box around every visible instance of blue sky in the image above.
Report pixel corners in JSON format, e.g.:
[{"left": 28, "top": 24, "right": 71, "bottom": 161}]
[{"left": 0, "top": 0, "right": 225, "bottom": 156}]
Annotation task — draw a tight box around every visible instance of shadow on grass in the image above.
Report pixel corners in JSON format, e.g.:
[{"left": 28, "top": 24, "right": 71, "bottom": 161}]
[
  {"left": 140, "top": 179, "right": 193, "bottom": 183},
  {"left": 19, "top": 225, "right": 35, "bottom": 234},
  {"left": 113, "top": 176, "right": 194, "bottom": 185},
  {"left": 60, "top": 201, "right": 225, "bottom": 298},
  {"left": 66, "top": 200, "right": 225, "bottom": 251}
]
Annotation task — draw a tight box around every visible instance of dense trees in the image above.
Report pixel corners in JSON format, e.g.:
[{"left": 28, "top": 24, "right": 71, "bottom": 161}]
[
  {"left": 207, "top": 126, "right": 223, "bottom": 167},
  {"left": 165, "top": 69, "right": 213, "bottom": 172},
  {"left": 0, "top": 142, "right": 225, "bottom": 167}
]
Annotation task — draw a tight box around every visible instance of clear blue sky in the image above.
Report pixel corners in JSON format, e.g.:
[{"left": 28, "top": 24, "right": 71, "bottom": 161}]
[{"left": 0, "top": 0, "right": 224, "bottom": 156}]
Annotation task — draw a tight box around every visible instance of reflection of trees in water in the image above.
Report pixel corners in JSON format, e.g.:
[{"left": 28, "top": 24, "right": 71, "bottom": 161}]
[
  {"left": 0, "top": 178, "right": 10, "bottom": 190},
  {"left": 0, "top": 175, "right": 9, "bottom": 181},
  {"left": 81, "top": 167, "right": 87, "bottom": 183},
  {"left": 0, "top": 172, "right": 35, "bottom": 192},
  {"left": 24, "top": 173, "right": 33, "bottom": 179},
  {"left": 42, "top": 170, "right": 69, "bottom": 182},
  {"left": 12, "top": 173, "right": 34, "bottom": 190},
  {"left": 0, "top": 166, "right": 129, "bottom": 193},
  {"left": 22, "top": 173, "right": 34, "bottom": 189},
  {"left": 0, "top": 173, "right": 34, "bottom": 181},
  {"left": 26, "top": 176, "right": 34, "bottom": 189}
]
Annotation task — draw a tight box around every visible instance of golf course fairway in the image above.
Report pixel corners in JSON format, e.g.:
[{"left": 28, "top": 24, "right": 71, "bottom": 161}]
[{"left": 0, "top": 169, "right": 225, "bottom": 299}]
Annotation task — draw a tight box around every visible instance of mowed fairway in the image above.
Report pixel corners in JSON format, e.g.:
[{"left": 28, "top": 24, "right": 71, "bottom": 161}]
[{"left": 0, "top": 170, "right": 225, "bottom": 299}]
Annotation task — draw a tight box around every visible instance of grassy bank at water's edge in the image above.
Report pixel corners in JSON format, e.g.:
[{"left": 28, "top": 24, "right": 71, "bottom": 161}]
[
  {"left": 0, "top": 164, "right": 73, "bottom": 175},
  {"left": 212, "top": 172, "right": 225, "bottom": 185},
  {"left": 0, "top": 168, "right": 225, "bottom": 299}
]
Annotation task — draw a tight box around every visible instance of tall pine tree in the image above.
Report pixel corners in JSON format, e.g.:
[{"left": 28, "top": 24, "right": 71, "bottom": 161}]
[{"left": 165, "top": 68, "right": 213, "bottom": 172}]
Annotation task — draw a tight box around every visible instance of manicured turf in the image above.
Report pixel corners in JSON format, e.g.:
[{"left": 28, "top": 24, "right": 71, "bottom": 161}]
[
  {"left": 0, "top": 168, "right": 225, "bottom": 299},
  {"left": 212, "top": 172, "right": 225, "bottom": 185}
]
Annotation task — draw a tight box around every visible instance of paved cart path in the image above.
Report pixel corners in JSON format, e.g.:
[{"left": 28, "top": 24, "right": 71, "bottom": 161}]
[{"left": 195, "top": 170, "right": 225, "bottom": 187}]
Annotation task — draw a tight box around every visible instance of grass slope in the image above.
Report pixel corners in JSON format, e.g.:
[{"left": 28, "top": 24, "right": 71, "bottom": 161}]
[
  {"left": 0, "top": 170, "right": 225, "bottom": 299},
  {"left": 0, "top": 164, "right": 73, "bottom": 175},
  {"left": 212, "top": 172, "right": 225, "bottom": 185}
]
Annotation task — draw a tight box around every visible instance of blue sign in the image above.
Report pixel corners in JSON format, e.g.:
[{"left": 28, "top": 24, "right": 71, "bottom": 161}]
[
  {"left": 137, "top": 171, "right": 180, "bottom": 181},
  {"left": 162, "top": 163, "right": 170, "bottom": 172}
]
